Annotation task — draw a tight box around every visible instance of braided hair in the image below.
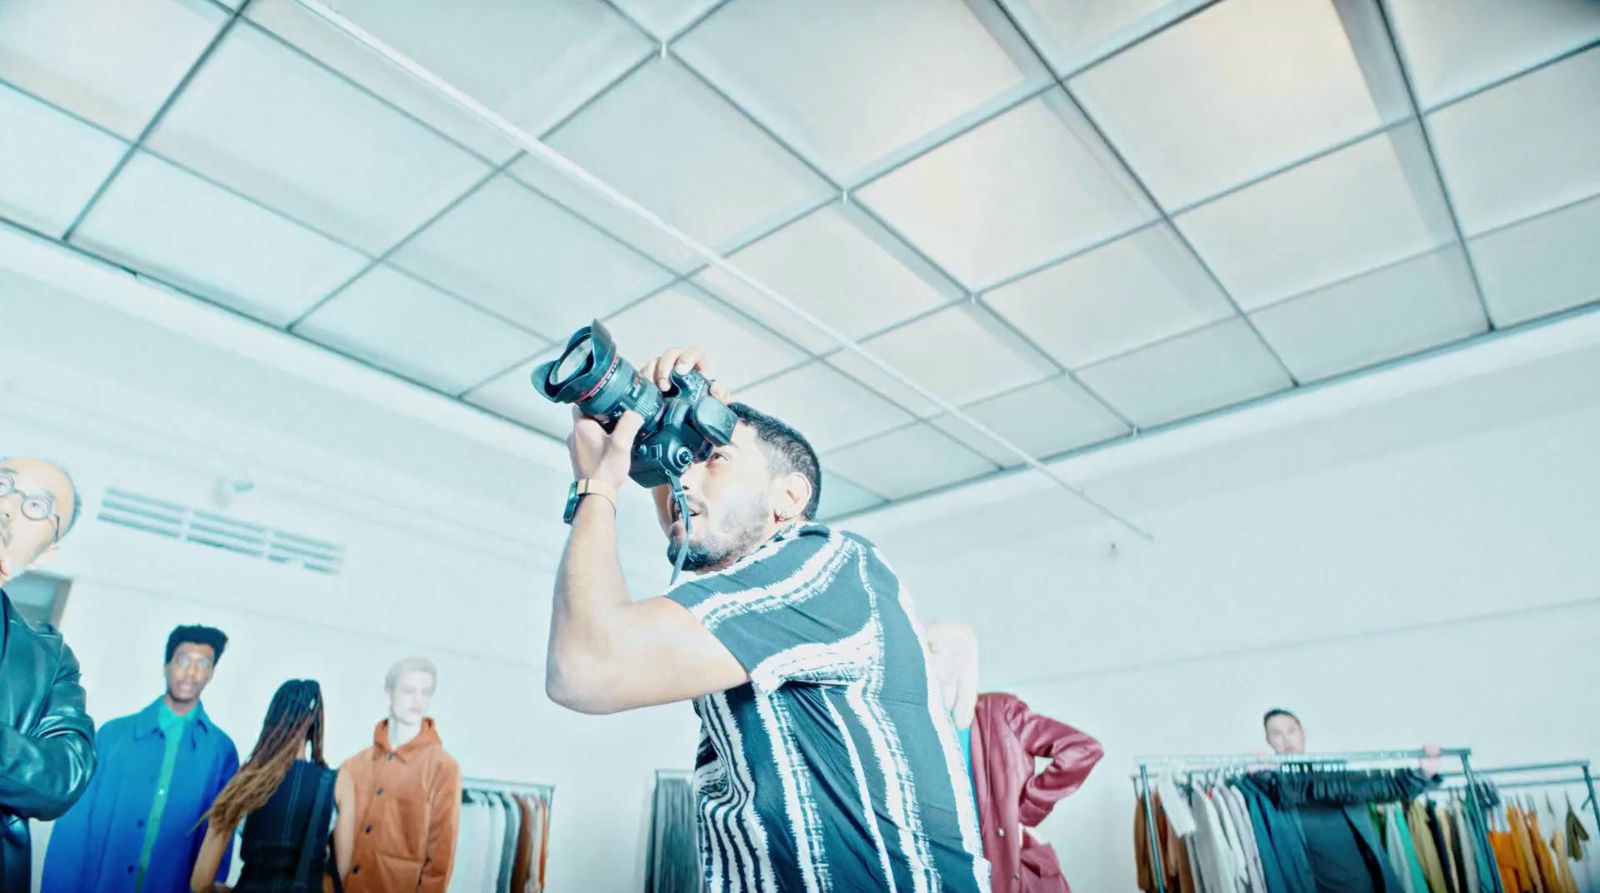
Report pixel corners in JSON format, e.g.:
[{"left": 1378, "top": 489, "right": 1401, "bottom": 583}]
[{"left": 201, "top": 679, "right": 326, "bottom": 830}]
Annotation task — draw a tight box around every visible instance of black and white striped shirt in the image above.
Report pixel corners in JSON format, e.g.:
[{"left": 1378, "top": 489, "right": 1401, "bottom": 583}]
[{"left": 667, "top": 523, "right": 989, "bottom": 893}]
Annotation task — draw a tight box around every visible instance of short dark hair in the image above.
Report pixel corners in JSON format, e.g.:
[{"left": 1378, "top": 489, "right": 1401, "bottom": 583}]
[
  {"left": 166, "top": 625, "right": 228, "bottom": 664},
  {"left": 730, "top": 403, "right": 822, "bottom": 521},
  {"left": 1263, "top": 708, "right": 1300, "bottom": 729}
]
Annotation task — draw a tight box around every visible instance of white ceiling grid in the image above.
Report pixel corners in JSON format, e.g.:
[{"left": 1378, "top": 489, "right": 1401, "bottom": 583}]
[{"left": 1, "top": 0, "right": 1596, "bottom": 520}]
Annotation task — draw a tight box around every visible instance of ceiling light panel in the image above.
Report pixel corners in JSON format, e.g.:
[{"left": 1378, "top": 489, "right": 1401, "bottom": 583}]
[
  {"left": 0, "top": 0, "right": 227, "bottom": 139},
  {"left": 1068, "top": 0, "right": 1411, "bottom": 209},
  {"left": 674, "top": 0, "right": 1051, "bottom": 182},
  {"left": 1250, "top": 245, "right": 1486, "bottom": 382},
  {"left": 598, "top": 285, "right": 808, "bottom": 390},
  {"left": 816, "top": 470, "right": 887, "bottom": 520},
  {"left": 71, "top": 152, "right": 369, "bottom": 326},
  {"left": 857, "top": 90, "right": 1155, "bottom": 290},
  {"left": 250, "top": 0, "right": 651, "bottom": 166},
  {"left": 1470, "top": 194, "right": 1600, "bottom": 327},
  {"left": 1075, "top": 319, "right": 1291, "bottom": 428},
  {"left": 0, "top": 83, "right": 125, "bottom": 237},
  {"left": 462, "top": 345, "right": 572, "bottom": 439},
  {"left": 998, "top": 0, "right": 1214, "bottom": 75},
  {"left": 736, "top": 361, "right": 915, "bottom": 452},
  {"left": 1176, "top": 125, "right": 1456, "bottom": 311},
  {"left": 145, "top": 23, "right": 491, "bottom": 253},
  {"left": 694, "top": 202, "right": 962, "bottom": 353},
  {"left": 295, "top": 264, "right": 546, "bottom": 394},
  {"left": 389, "top": 175, "right": 670, "bottom": 338},
  {"left": 821, "top": 423, "right": 996, "bottom": 500},
  {"left": 983, "top": 222, "right": 1233, "bottom": 368},
  {"left": 1427, "top": 47, "right": 1600, "bottom": 237},
  {"left": 827, "top": 304, "right": 1058, "bottom": 415},
  {"left": 931, "top": 376, "right": 1130, "bottom": 466},
  {"left": 1384, "top": 0, "right": 1600, "bottom": 108},
  {"left": 541, "top": 56, "right": 833, "bottom": 265}
]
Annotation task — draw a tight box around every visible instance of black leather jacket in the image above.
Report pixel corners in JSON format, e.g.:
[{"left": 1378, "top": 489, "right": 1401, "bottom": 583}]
[{"left": 0, "top": 590, "right": 96, "bottom": 891}]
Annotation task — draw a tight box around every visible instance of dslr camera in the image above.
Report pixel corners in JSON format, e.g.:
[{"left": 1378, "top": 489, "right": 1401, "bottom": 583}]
[{"left": 533, "top": 320, "right": 737, "bottom": 488}]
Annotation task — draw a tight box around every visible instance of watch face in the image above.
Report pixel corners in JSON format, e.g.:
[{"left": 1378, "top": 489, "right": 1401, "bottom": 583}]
[{"left": 564, "top": 482, "right": 580, "bottom": 524}]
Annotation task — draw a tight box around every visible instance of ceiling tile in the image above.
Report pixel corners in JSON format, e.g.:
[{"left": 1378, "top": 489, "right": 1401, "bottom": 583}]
[
  {"left": 857, "top": 90, "right": 1155, "bottom": 289},
  {"left": 0, "top": 82, "right": 126, "bottom": 237},
  {"left": 250, "top": 0, "right": 651, "bottom": 165},
  {"left": 1386, "top": 0, "right": 1600, "bottom": 108},
  {"left": 1068, "top": 0, "right": 1410, "bottom": 209},
  {"left": 389, "top": 175, "right": 670, "bottom": 339},
  {"left": 998, "top": 0, "right": 1212, "bottom": 74},
  {"left": 694, "top": 202, "right": 961, "bottom": 353},
  {"left": 145, "top": 23, "right": 491, "bottom": 253},
  {"left": 0, "top": 0, "right": 226, "bottom": 138},
  {"left": 463, "top": 345, "right": 573, "bottom": 439},
  {"left": 821, "top": 424, "right": 996, "bottom": 500},
  {"left": 71, "top": 152, "right": 370, "bottom": 326},
  {"left": 736, "top": 361, "right": 914, "bottom": 452},
  {"left": 1176, "top": 126, "right": 1456, "bottom": 310},
  {"left": 931, "top": 376, "right": 1130, "bottom": 466},
  {"left": 827, "top": 304, "right": 1058, "bottom": 416},
  {"left": 611, "top": 0, "right": 721, "bottom": 40},
  {"left": 1250, "top": 246, "right": 1486, "bottom": 382},
  {"left": 243, "top": 0, "right": 513, "bottom": 162},
  {"left": 816, "top": 470, "right": 887, "bottom": 520},
  {"left": 983, "top": 223, "right": 1233, "bottom": 367},
  {"left": 599, "top": 285, "right": 808, "bottom": 390},
  {"left": 295, "top": 264, "right": 546, "bottom": 394},
  {"left": 1075, "top": 319, "right": 1291, "bottom": 428},
  {"left": 675, "top": 0, "right": 1050, "bottom": 181},
  {"left": 1470, "top": 194, "right": 1600, "bottom": 327},
  {"left": 1427, "top": 47, "right": 1600, "bottom": 236},
  {"left": 539, "top": 56, "right": 833, "bottom": 267}
]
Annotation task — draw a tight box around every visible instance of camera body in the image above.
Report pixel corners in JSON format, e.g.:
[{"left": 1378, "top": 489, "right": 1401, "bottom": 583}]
[{"left": 533, "top": 320, "right": 738, "bottom": 488}]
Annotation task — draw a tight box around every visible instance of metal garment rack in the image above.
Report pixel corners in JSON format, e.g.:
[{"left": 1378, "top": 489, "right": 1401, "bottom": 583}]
[
  {"left": 462, "top": 775, "right": 556, "bottom": 802},
  {"left": 1437, "top": 759, "right": 1600, "bottom": 832},
  {"left": 1132, "top": 748, "right": 1501, "bottom": 893}
]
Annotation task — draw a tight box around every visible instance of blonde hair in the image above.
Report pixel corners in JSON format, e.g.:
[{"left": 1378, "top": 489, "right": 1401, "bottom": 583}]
[{"left": 385, "top": 656, "right": 437, "bottom": 691}]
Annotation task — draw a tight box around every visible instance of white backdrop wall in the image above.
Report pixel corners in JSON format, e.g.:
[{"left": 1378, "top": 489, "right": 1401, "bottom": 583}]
[{"left": 853, "top": 336, "right": 1600, "bottom": 891}]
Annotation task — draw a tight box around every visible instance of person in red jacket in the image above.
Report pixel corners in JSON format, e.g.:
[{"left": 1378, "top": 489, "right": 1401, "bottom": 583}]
[{"left": 970, "top": 694, "right": 1103, "bottom": 893}]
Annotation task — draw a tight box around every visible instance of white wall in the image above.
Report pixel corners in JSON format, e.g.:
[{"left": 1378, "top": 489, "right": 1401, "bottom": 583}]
[
  {"left": 4, "top": 265, "right": 699, "bottom": 892},
  {"left": 853, "top": 333, "right": 1600, "bottom": 891}
]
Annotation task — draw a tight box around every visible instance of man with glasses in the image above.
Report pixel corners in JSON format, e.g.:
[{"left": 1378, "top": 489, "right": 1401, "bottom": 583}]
[
  {"left": 0, "top": 457, "right": 96, "bottom": 890},
  {"left": 43, "top": 624, "right": 240, "bottom": 893}
]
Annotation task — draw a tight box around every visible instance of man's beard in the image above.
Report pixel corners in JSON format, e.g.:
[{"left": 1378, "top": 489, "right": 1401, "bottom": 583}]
[{"left": 666, "top": 496, "right": 768, "bottom": 573}]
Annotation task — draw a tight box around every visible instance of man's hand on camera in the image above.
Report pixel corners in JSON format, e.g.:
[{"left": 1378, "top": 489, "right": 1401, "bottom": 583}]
[
  {"left": 638, "top": 347, "right": 734, "bottom": 404},
  {"left": 568, "top": 407, "right": 644, "bottom": 489}
]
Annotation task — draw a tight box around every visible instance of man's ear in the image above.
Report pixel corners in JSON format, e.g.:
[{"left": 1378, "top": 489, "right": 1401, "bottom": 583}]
[{"left": 774, "top": 471, "right": 813, "bottom": 523}]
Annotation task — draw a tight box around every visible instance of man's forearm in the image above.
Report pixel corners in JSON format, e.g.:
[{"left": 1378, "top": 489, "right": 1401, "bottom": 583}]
[{"left": 547, "top": 496, "right": 632, "bottom": 706}]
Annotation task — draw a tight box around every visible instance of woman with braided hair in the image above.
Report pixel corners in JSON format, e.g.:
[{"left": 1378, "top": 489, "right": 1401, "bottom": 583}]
[{"left": 189, "top": 680, "right": 349, "bottom": 893}]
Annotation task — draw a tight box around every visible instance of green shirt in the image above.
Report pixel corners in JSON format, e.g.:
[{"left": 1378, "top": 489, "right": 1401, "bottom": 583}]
[{"left": 135, "top": 702, "right": 195, "bottom": 892}]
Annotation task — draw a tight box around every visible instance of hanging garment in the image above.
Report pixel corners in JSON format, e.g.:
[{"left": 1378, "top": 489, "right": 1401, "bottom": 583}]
[
  {"left": 1162, "top": 774, "right": 1199, "bottom": 838},
  {"left": 1451, "top": 804, "right": 1480, "bottom": 893},
  {"left": 1567, "top": 802, "right": 1591, "bottom": 861},
  {"left": 496, "top": 793, "right": 520, "bottom": 892},
  {"left": 232, "top": 759, "right": 339, "bottom": 893},
  {"left": 1512, "top": 808, "right": 1549, "bottom": 893},
  {"left": 1135, "top": 794, "right": 1163, "bottom": 893},
  {"left": 1211, "top": 788, "right": 1253, "bottom": 891},
  {"left": 648, "top": 776, "right": 701, "bottom": 893},
  {"left": 444, "top": 795, "right": 479, "bottom": 893},
  {"left": 537, "top": 796, "right": 551, "bottom": 891},
  {"left": 511, "top": 795, "right": 535, "bottom": 893},
  {"left": 1551, "top": 829, "right": 1579, "bottom": 893},
  {"left": 1385, "top": 806, "right": 1419, "bottom": 893},
  {"left": 1429, "top": 802, "right": 1462, "bottom": 893},
  {"left": 1394, "top": 804, "right": 1435, "bottom": 893},
  {"left": 1223, "top": 784, "right": 1269, "bottom": 893},
  {"left": 1490, "top": 831, "right": 1525, "bottom": 893},
  {"left": 971, "top": 694, "right": 1102, "bottom": 893},
  {"left": 340, "top": 719, "right": 463, "bottom": 893},
  {"left": 1196, "top": 790, "right": 1241, "bottom": 893},
  {"left": 1527, "top": 810, "right": 1566, "bottom": 893},
  {"left": 1406, "top": 800, "right": 1449, "bottom": 893},
  {"left": 1237, "top": 775, "right": 1318, "bottom": 893},
  {"left": 1455, "top": 802, "right": 1495, "bottom": 893},
  {"left": 1298, "top": 803, "right": 1381, "bottom": 893}
]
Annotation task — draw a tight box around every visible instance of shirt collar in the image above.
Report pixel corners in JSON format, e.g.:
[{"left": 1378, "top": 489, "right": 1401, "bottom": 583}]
[{"left": 135, "top": 697, "right": 212, "bottom": 739}]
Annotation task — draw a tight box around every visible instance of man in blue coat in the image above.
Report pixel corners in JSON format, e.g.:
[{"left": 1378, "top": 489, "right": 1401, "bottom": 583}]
[{"left": 43, "top": 625, "right": 240, "bottom": 893}]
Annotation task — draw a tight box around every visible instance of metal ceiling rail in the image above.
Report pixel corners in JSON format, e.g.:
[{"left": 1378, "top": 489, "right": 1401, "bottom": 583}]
[{"left": 283, "top": 0, "right": 1152, "bottom": 541}]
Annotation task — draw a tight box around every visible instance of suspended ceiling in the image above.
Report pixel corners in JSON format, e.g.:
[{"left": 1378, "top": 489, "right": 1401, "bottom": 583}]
[{"left": 1, "top": 0, "right": 1597, "bottom": 519}]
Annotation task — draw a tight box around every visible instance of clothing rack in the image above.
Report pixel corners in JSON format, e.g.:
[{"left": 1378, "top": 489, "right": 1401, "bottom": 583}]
[
  {"left": 463, "top": 776, "right": 557, "bottom": 799},
  {"left": 453, "top": 777, "right": 555, "bottom": 893},
  {"left": 1133, "top": 748, "right": 1500, "bottom": 893},
  {"left": 1437, "top": 760, "right": 1600, "bottom": 830}
]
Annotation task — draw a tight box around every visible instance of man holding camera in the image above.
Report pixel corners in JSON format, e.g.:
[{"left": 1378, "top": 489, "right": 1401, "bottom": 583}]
[{"left": 544, "top": 341, "right": 989, "bottom": 892}]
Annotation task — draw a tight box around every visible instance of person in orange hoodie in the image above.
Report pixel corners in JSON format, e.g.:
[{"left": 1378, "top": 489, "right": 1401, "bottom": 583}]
[{"left": 335, "top": 656, "right": 462, "bottom": 892}]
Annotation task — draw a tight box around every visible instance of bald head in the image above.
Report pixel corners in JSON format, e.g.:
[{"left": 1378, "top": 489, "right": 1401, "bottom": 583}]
[{"left": 0, "top": 457, "right": 81, "bottom": 586}]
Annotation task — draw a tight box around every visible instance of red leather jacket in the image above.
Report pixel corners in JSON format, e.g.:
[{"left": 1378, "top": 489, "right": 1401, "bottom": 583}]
[{"left": 970, "top": 693, "right": 1103, "bottom": 893}]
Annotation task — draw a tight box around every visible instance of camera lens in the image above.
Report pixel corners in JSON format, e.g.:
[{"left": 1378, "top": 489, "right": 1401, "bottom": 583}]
[{"left": 549, "top": 337, "right": 593, "bottom": 388}]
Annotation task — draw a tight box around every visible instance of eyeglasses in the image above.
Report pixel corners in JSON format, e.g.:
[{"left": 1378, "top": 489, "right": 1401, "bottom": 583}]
[{"left": 0, "top": 470, "right": 63, "bottom": 544}]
